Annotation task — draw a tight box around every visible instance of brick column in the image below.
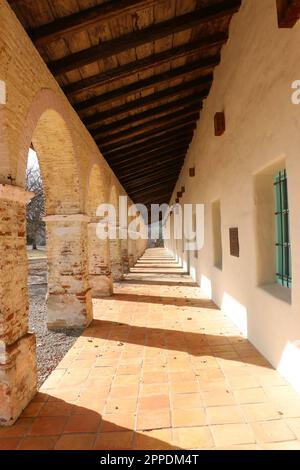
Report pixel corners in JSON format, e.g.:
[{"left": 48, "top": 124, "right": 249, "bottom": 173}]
[
  {"left": 88, "top": 220, "right": 113, "bottom": 297},
  {"left": 0, "top": 184, "right": 37, "bottom": 426},
  {"left": 134, "top": 239, "right": 139, "bottom": 264},
  {"left": 121, "top": 235, "right": 129, "bottom": 274},
  {"left": 44, "top": 214, "right": 93, "bottom": 330},
  {"left": 109, "top": 235, "right": 123, "bottom": 281},
  {"left": 128, "top": 238, "right": 136, "bottom": 268}
]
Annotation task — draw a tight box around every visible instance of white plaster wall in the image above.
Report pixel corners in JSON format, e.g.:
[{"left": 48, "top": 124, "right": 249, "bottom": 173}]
[{"left": 169, "top": 0, "right": 300, "bottom": 392}]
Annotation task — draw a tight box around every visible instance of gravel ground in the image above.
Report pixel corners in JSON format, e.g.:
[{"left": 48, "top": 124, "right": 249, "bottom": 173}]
[{"left": 28, "top": 259, "right": 82, "bottom": 388}]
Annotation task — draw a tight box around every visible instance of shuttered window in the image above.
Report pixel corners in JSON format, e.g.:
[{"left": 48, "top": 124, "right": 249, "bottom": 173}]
[{"left": 274, "top": 170, "right": 291, "bottom": 288}]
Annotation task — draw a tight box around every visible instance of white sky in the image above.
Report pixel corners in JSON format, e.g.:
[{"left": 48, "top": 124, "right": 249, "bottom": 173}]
[{"left": 27, "top": 148, "right": 39, "bottom": 169}]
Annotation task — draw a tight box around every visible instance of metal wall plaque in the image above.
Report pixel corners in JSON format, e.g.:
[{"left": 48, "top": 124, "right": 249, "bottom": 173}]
[
  {"left": 214, "top": 111, "right": 225, "bottom": 136},
  {"left": 229, "top": 227, "right": 239, "bottom": 257}
]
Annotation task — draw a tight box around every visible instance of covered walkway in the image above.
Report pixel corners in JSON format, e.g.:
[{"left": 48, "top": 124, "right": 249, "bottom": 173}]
[{"left": 1, "top": 249, "right": 300, "bottom": 450}]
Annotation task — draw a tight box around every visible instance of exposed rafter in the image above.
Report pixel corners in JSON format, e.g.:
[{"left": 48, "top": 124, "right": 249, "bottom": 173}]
[
  {"left": 107, "top": 140, "right": 190, "bottom": 166},
  {"left": 126, "top": 176, "right": 179, "bottom": 195},
  {"left": 131, "top": 184, "right": 176, "bottom": 200},
  {"left": 113, "top": 151, "right": 187, "bottom": 175},
  {"left": 106, "top": 149, "right": 189, "bottom": 178},
  {"left": 47, "top": 1, "right": 240, "bottom": 75},
  {"left": 75, "top": 60, "right": 218, "bottom": 112},
  {"left": 97, "top": 109, "right": 200, "bottom": 146},
  {"left": 29, "top": 1, "right": 155, "bottom": 46},
  {"left": 277, "top": 0, "right": 300, "bottom": 27},
  {"left": 119, "top": 160, "right": 185, "bottom": 184},
  {"left": 126, "top": 170, "right": 180, "bottom": 187},
  {"left": 9, "top": 0, "right": 241, "bottom": 207},
  {"left": 124, "top": 176, "right": 183, "bottom": 194},
  {"left": 91, "top": 95, "right": 202, "bottom": 138},
  {"left": 98, "top": 120, "right": 197, "bottom": 153},
  {"left": 84, "top": 79, "right": 210, "bottom": 127},
  {"left": 63, "top": 32, "right": 227, "bottom": 96},
  {"left": 103, "top": 129, "right": 194, "bottom": 159}
]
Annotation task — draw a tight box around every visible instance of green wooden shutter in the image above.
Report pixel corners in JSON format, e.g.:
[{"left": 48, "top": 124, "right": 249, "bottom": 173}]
[{"left": 274, "top": 170, "right": 292, "bottom": 288}]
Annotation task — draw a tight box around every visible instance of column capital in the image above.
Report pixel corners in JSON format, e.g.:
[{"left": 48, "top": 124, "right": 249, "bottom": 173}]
[
  {"left": 0, "top": 184, "right": 34, "bottom": 204},
  {"left": 43, "top": 214, "right": 90, "bottom": 223}
]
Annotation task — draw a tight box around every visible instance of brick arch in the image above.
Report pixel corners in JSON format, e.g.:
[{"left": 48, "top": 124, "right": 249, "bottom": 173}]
[
  {"left": 85, "top": 163, "right": 109, "bottom": 219},
  {"left": 16, "top": 88, "right": 82, "bottom": 215}
]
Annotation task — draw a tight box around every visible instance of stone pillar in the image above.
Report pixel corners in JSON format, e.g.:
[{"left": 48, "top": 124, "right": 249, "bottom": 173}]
[
  {"left": 136, "top": 237, "right": 145, "bottom": 261},
  {"left": 44, "top": 214, "right": 93, "bottom": 330},
  {"left": 127, "top": 218, "right": 135, "bottom": 268},
  {"left": 108, "top": 222, "right": 123, "bottom": 281},
  {"left": 142, "top": 238, "right": 148, "bottom": 256},
  {"left": 0, "top": 184, "right": 37, "bottom": 426},
  {"left": 128, "top": 238, "right": 136, "bottom": 268},
  {"left": 88, "top": 220, "right": 113, "bottom": 297},
  {"left": 109, "top": 234, "right": 123, "bottom": 281},
  {"left": 121, "top": 237, "right": 129, "bottom": 274}
]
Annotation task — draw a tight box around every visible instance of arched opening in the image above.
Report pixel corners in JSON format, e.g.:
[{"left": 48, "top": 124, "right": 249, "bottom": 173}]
[
  {"left": 1, "top": 90, "right": 94, "bottom": 424},
  {"left": 30, "top": 109, "right": 81, "bottom": 215},
  {"left": 86, "top": 164, "right": 113, "bottom": 297},
  {"left": 21, "top": 104, "right": 92, "bottom": 387}
]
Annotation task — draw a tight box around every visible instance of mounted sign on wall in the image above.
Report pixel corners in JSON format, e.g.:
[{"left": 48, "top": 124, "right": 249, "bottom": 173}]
[
  {"left": 229, "top": 227, "right": 239, "bottom": 258},
  {"left": 214, "top": 111, "right": 226, "bottom": 136}
]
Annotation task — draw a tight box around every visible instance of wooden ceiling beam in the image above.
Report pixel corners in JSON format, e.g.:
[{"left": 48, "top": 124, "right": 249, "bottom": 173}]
[
  {"left": 29, "top": 1, "right": 155, "bottom": 46},
  {"left": 103, "top": 128, "right": 194, "bottom": 158},
  {"left": 107, "top": 148, "right": 188, "bottom": 172},
  {"left": 48, "top": 1, "right": 240, "bottom": 75},
  {"left": 120, "top": 163, "right": 184, "bottom": 187},
  {"left": 125, "top": 169, "right": 181, "bottom": 187},
  {"left": 105, "top": 138, "right": 192, "bottom": 166},
  {"left": 108, "top": 141, "right": 189, "bottom": 168},
  {"left": 277, "top": 0, "right": 300, "bottom": 27},
  {"left": 120, "top": 169, "right": 183, "bottom": 191},
  {"left": 126, "top": 178, "right": 180, "bottom": 196},
  {"left": 97, "top": 108, "right": 200, "bottom": 146},
  {"left": 129, "top": 180, "right": 177, "bottom": 198},
  {"left": 84, "top": 78, "right": 209, "bottom": 126},
  {"left": 64, "top": 32, "right": 227, "bottom": 96},
  {"left": 91, "top": 95, "right": 202, "bottom": 137},
  {"left": 105, "top": 142, "right": 190, "bottom": 170},
  {"left": 114, "top": 149, "right": 186, "bottom": 181},
  {"left": 98, "top": 120, "right": 197, "bottom": 153},
  {"left": 75, "top": 60, "right": 217, "bottom": 112},
  {"left": 130, "top": 183, "right": 176, "bottom": 200},
  {"left": 126, "top": 175, "right": 179, "bottom": 194}
]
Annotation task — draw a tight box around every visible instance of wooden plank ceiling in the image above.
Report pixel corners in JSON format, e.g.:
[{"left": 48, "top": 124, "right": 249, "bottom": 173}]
[{"left": 9, "top": 0, "right": 241, "bottom": 208}]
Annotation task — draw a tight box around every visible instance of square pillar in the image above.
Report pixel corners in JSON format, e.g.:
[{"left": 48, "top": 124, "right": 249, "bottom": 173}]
[
  {"left": 109, "top": 225, "right": 123, "bottom": 281},
  {"left": 44, "top": 214, "right": 93, "bottom": 330},
  {"left": 88, "top": 221, "right": 113, "bottom": 297},
  {"left": 134, "top": 241, "right": 139, "bottom": 264},
  {"left": 0, "top": 184, "right": 37, "bottom": 426},
  {"left": 109, "top": 237, "right": 123, "bottom": 281},
  {"left": 128, "top": 239, "right": 136, "bottom": 268},
  {"left": 121, "top": 236, "right": 129, "bottom": 274}
]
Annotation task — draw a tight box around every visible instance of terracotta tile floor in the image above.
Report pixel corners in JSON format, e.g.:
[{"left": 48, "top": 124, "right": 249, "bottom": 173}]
[{"left": 2, "top": 248, "right": 300, "bottom": 450}]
